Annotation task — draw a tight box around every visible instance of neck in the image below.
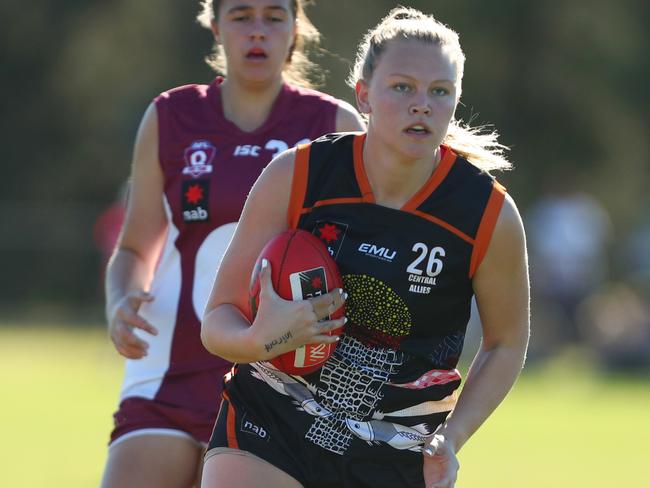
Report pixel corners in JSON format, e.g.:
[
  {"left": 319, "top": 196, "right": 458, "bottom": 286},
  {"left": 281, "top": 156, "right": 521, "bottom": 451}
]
[
  {"left": 220, "top": 75, "right": 285, "bottom": 132},
  {"left": 362, "top": 132, "right": 441, "bottom": 209}
]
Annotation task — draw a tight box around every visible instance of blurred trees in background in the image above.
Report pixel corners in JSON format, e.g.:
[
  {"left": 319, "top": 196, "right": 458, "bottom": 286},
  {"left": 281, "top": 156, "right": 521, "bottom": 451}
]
[{"left": 1, "top": 0, "right": 648, "bottom": 321}]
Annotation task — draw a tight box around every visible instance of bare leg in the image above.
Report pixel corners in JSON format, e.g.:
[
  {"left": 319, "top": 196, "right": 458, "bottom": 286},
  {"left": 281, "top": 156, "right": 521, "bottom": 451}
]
[
  {"left": 201, "top": 451, "right": 303, "bottom": 488},
  {"left": 101, "top": 434, "right": 203, "bottom": 488}
]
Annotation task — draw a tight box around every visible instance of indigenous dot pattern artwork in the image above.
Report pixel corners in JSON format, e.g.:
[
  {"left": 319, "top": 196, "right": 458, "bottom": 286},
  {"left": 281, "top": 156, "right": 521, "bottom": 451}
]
[{"left": 342, "top": 274, "right": 411, "bottom": 349}]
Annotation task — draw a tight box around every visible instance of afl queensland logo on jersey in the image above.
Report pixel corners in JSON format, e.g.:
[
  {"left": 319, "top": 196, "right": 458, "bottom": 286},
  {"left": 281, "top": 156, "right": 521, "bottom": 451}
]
[{"left": 182, "top": 140, "right": 215, "bottom": 177}]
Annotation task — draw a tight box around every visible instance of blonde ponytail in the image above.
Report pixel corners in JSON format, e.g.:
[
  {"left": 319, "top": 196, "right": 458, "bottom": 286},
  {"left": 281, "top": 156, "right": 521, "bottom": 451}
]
[{"left": 444, "top": 121, "right": 511, "bottom": 171}]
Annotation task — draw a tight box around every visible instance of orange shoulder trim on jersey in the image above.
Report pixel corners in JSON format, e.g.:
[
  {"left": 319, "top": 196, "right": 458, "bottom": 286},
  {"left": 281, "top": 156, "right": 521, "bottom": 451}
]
[
  {"left": 297, "top": 196, "right": 367, "bottom": 217},
  {"left": 353, "top": 133, "right": 375, "bottom": 203},
  {"left": 402, "top": 147, "right": 457, "bottom": 212},
  {"left": 469, "top": 181, "right": 507, "bottom": 278},
  {"left": 287, "top": 143, "right": 311, "bottom": 229},
  {"left": 222, "top": 392, "right": 239, "bottom": 449},
  {"left": 409, "top": 210, "right": 475, "bottom": 244}
]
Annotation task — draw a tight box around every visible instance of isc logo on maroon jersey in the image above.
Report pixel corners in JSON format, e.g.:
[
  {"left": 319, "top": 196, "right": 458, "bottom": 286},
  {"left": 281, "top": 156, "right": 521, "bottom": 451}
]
[
  {"left": 182, "top": 140, "right": 215, "bottom": 177},
  {"left": 313, "top": 221, "right": 348, "bottom": 259},
  {"left": 182, "top": 180, "right": 210, "bottom": 222}
]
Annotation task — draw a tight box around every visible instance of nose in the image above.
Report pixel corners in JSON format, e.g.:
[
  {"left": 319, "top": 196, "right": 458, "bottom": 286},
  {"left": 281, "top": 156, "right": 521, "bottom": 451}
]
[
  {"left": 409, "top": 102, "right": 431, "bottom": 116},
  {"left": 249, "top": 17, "right": 267, "bottom": 40}
]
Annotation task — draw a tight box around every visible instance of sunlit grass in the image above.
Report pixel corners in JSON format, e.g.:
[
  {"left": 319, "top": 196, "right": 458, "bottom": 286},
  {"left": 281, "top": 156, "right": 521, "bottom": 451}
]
[
  {"left": 0, "top": 325, "right": 122, "bottom": 488},
  {"left": 458, "top": 352, "right": 649, "bottom": 487},
  {"left": 0, "top": 326, "right": 647, "bottom": 487}
]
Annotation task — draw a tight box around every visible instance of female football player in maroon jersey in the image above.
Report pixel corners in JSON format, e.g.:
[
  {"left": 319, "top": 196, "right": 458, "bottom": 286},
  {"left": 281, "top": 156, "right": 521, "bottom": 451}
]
[
  {"left": 100, "top": 1, "right": 364, "bottom": 487},
  {"left": 200, "top": 6, "right": 529, "bottom": 488}
]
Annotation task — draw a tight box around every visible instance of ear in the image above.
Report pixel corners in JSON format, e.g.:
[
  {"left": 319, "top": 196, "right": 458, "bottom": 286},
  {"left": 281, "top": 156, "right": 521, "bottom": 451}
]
[
  {"left": 355, "top": 79, "right": 371, "bottom": 114},
  {"left": 210, "top": 19, "right": 220, "bottom": 43}
]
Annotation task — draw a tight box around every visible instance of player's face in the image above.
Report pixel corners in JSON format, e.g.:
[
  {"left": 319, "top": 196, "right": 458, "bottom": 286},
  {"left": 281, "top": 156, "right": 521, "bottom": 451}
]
[
  {"left": 357, "top": 39, "right": 460, "bottom": 162},
  {"left": 214, "top": 0, "right": 297, "bottom": 86}
]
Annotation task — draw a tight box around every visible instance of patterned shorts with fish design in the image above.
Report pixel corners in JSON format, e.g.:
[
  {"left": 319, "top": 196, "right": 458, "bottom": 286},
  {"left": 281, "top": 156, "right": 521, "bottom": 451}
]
[{"left": 206, "top": 364, "right": 428, "bottom": 488}]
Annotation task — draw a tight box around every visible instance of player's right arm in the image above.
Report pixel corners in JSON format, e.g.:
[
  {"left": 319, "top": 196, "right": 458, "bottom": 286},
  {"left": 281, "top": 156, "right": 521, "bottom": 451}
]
[
  {"left": 105, "top": 103, "right": 168, "bottom": 359},
  {"left": 201, "top": 149, "right": 345, "bottom": 364}
]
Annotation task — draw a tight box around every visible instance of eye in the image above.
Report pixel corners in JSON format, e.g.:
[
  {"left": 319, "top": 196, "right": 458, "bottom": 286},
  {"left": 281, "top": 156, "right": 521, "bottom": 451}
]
[
  {"left": 392, "top": 83, "right": 412, "bottom": 93},
  {"left": 265, "top": 8, "right": 288, "bottom": 22},
  {"left": 430, "top": 87, "right": 450, "bottom": 96},
  {"left": 232, "top": 14, "right": 251, "bottom": 22}
]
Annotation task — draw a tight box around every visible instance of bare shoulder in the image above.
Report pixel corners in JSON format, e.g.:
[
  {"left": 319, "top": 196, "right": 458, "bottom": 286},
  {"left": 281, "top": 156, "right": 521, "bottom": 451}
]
[
  {"left": 140, "top": 102, "right": 158, "bottom": 129},
  {"left": 492, "top": 193, "right": 526, "bottom": 257},
  {"left": 335, "top": 99, "right": 366, "bottom": 132},
  {"left": 238, "top": 147, "right": 298, "bottom": 231},
  {"left": 253, "top": 147, "right": 297, "bottom": 194},
  {"left": 474, "top": 192, "right": 527, "bottom": 287}
]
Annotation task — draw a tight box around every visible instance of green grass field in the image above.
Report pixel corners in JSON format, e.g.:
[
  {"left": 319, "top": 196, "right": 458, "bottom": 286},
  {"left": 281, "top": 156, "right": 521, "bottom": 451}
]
[{"left": 1, "top": 325, "right": 647, "bottom": 487}]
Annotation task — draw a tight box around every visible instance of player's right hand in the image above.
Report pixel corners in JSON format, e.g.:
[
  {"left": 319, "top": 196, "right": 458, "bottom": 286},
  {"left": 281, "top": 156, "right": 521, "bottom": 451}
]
[
  {"left": 108, "top": 291, "right": 158, "bottom": 359},
  {"left": 252, "top": 259, "right": 346, "bottom": 361}
]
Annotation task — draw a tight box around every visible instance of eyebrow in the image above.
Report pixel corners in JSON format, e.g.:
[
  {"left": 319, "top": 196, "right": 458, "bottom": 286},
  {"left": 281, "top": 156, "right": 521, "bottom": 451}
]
[
  {"left": 388, "top": 73, "right": 455, "bottom": 83},
  {"left": 226, "top": 5, "right": 289, "bottom": 14}
]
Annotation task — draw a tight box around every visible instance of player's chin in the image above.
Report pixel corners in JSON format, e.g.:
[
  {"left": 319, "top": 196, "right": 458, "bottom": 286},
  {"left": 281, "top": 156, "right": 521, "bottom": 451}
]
[
  {"left": 398, "top": 143, "right": 437, "bottom": 161},
  {"left": 239, "top": 63, "right": 281, "bottom": 85}
]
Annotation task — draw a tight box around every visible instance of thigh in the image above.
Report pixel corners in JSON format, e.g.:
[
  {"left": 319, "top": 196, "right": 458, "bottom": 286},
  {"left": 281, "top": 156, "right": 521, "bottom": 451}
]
[
  {"left": 201, "top": 450, "right": 303, "bottom": 488},
  {"left": 101, "top": 434, "right": 203, "bottom": 488}
]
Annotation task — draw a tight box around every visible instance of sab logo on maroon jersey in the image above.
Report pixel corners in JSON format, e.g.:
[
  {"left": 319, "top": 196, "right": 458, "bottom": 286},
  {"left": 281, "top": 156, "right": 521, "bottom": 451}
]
[{"left": 182, "top": 180, "right": 210, "bottom": 222}]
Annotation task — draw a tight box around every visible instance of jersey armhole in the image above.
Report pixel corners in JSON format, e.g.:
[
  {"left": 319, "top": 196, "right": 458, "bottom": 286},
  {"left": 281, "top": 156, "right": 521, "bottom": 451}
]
[
  {"left": 152, "top": 97, "right": 167, "bottom": 173},
  {"left": 469, "top": 181, "right": 507, "bottom": 278},
  {"left": 287, "top": 143, "right": 311, "bottom": 229}
]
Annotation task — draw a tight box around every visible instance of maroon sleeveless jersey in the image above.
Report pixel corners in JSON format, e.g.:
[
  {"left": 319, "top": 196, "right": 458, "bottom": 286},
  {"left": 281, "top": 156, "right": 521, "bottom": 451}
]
[{"left": 120, "top": 78, "right": 339, "bottom": 412}]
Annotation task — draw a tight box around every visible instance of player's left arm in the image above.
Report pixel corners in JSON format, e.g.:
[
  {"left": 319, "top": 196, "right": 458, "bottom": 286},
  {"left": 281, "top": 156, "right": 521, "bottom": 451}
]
[
  {"left": 423, "top": 193, "right": 530, "bottom": 484},
  {"left": 335, "top": 100, "right": 366, "bottom": 132}
]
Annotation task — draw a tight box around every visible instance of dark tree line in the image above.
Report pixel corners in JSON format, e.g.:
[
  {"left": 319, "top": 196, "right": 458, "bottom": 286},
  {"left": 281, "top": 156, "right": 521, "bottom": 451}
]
[{"left": 0, "top": 0, "right": 648, "bottom": 314}]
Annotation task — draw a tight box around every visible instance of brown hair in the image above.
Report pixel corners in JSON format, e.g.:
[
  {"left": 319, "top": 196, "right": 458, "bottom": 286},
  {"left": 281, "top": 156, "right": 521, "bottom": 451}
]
[
  {"left": 349, "top": 7, "right": 511, "bottom": 172},
  {"left": 197, "top": 0, "right": 323, "bottom": 88}
]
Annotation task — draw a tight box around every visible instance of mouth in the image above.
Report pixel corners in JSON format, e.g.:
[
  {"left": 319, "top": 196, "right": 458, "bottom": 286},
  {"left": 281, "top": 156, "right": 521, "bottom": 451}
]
[
  {"left": 246, "top": 48, "right": 268, "bottom": 60},
  {"left": 403, "top": 124, "right": 431, "bottom": 136}
]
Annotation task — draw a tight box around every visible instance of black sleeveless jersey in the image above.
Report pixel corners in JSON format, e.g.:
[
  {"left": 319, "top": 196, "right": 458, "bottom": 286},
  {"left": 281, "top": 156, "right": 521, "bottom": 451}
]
[{"left": 228, "top": 132, "right": 506, "bottom": 458}]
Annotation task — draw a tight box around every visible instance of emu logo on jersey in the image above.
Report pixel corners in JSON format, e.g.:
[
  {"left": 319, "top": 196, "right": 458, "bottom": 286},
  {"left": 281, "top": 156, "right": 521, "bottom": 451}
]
[
  {"left": 182, "top": 180, "right": 210, "bottom": 222},
  {"left": 314, "top": 221, "right": 348, "bottom": 259},
  {"left": 358, "top": 243, "right": 397, "bottom": 262},
  {"left": 182, "top": 140, "right": 215, "bottom": 177}
]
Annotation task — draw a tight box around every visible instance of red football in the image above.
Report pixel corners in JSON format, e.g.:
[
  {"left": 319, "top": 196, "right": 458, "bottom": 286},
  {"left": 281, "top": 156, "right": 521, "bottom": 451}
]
[{"left": 248, "top": 229, "right": 345, "bottom": 375}]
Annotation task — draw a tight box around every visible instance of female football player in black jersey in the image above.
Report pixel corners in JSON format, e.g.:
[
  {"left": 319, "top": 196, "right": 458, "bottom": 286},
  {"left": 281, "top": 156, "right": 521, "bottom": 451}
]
[{"left": 201, "top": 6, "right": 529, "bottom": 488}]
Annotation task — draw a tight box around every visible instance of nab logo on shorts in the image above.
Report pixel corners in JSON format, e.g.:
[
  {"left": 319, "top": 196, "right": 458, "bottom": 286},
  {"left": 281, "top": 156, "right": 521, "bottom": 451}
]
[
  {"left": 182, "top": 180, "right": 210, "bottom": 222},
  {"left": 241, "top": 414, "right": 270, "bottom": 441},
  {"left": 313, "top": 221, "right": 348, "bottom": 259}
]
